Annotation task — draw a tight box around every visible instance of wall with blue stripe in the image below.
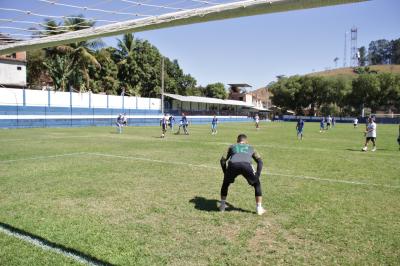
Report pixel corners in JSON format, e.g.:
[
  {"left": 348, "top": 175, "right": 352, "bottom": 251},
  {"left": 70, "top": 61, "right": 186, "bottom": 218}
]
[{"left": 0, "top": 105, "right": 252, "bottom": 128}]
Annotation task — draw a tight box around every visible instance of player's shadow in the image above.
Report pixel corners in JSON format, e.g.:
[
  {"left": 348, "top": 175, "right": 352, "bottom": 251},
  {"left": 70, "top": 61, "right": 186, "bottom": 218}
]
[
  {"left": 345, "top": 148, "right": 389, "bottom": 152},
  {"left": 0, "top": 222, "right": 113, "bottom": 266},
  {"left": 189, "top": 196, "right": 252, "bottom": 213}
]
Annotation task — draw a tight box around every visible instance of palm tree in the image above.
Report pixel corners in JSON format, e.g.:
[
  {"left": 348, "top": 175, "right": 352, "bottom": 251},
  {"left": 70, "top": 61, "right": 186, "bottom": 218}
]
[
  {"left": 43, "top": 54, "right": 74, "bottom": 91},
  {"left": 40, "top": 15, "right": 103, "bottom": 92},
  {"left": 115, "top": 33, "right": 141, "bottom": 96}
]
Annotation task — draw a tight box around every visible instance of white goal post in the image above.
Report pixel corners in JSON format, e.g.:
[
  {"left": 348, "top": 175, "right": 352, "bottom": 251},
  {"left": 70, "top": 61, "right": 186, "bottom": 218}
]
[{"left": 0, "top": 0, "right": 367, "bottom": 55}]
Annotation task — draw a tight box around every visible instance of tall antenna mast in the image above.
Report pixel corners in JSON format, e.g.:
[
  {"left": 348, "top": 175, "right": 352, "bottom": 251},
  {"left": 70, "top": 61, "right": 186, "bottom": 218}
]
[
  {"left": 350, "top": 27, "right": 358, "bottom": 67},
  {"left": 343, "top": 31, "right": 348, "bottom": 67}
]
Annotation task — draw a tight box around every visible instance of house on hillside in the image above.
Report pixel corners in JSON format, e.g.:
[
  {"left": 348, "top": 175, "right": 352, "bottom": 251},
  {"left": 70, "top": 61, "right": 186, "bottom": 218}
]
[
  {"left": 228, "top": 83, "right": 270, "bottom": 117},
  {"left": 0, "top": 34, "right": 27, "bottom": 88}
]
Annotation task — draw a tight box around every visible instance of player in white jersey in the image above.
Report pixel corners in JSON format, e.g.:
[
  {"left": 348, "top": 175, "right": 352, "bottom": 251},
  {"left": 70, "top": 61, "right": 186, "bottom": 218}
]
[
  {"left": 362, "top": 117, "right": 377, "bottom": 152},
  {"left": 353, "top": 118, "right": 358, "bottom": 128},
  {"left": 255, "top": 114, "right": 260, "bottom": 130},
  {"left": 326, "top": 115, "right": 332, "bottom": 130}
]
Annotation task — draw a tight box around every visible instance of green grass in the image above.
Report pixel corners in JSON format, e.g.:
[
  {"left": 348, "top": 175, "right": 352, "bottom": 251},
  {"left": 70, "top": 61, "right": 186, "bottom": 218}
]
[{"left": 0, "top": 122, "right": 399, "bottom": 265}]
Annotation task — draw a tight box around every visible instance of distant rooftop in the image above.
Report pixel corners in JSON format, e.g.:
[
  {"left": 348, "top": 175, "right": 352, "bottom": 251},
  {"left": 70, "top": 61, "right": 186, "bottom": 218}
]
[
  {"left": 228, "top": 84, "right": 252, "bottom": 88},
  {"left": 0, "top": 34, "right": 20, "bottom": 45}
]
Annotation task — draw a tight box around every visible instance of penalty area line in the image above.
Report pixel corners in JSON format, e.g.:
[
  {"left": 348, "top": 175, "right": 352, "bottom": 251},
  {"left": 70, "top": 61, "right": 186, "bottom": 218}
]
[
  {"left": 0, "top": 152, "right": 86, "bottom": 164},
  {"left": 85, "top": 152, "right": 400, "bottom": 190}
]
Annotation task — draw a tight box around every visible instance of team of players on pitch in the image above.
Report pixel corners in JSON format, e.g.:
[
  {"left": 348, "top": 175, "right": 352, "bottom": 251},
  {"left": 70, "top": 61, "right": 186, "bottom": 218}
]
[{"left": 116, "top": 114, "right": 399, "bottom": 215}]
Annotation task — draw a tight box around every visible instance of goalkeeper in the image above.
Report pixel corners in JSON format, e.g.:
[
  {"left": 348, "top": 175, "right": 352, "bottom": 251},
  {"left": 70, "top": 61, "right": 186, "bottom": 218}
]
[{"left": 219, "top": 134, "right": 266, "bottom": 215}]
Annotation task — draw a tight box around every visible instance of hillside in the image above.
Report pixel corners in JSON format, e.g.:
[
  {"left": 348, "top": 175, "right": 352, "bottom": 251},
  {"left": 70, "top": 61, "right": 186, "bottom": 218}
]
[{"left": 308, "top": 64, "right": 400, "bottom": 78}]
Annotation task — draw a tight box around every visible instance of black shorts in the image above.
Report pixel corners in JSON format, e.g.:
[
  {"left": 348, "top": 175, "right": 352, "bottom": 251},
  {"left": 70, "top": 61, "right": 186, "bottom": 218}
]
[
  {"left": 397, "top": 136, "right": 400, "bottom": 144},
  {"left": 327, "top": 123, "right": 331, "bottom": 126},
  {"left": 223, "top": 162, "right": 259, "bottom": 186},
  {"left": 366, "top": 137, "right": 376, "bottom": 141}
]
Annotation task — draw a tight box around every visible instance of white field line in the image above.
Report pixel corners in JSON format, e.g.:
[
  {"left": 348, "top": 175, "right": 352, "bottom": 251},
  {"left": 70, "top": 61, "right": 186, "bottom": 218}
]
[
  {"left": 0, "top": 152, "right": 86, "bottom": 164},
  {"left": 0, "top": 225, "right": 107, "bottom": 266},
  {"left": 86, "top": 152, "right": 400, "bottom": 189}
]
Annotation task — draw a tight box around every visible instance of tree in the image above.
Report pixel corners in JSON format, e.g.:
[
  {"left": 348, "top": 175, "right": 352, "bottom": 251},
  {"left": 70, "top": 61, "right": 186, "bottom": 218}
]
[
  {"left": 368, "top": 39, "right": 391, "bottom": 65},
  {"left": 43, "top": 54, "right": 74, "bottom": 91},
  {"left": 203, "top": 83, "right": 227, "bottom": 99},
  {"left": 358, "top": 46, "right": 367, "bottom": 66},
  {"left": 26, "top": 49, "right": 46, "bottom": 88},
  {"left": 390, "top": 38, "right": 400, "bottom": 64},
  {"left": 350, "top": 74, "right": 380, "bottom": 113},
  {"left": 89, "top": 48, "right": 119, "bottom": 95},
  {"left": 39, "top": 16, "right": 102, "bottom": 92},
  {"left": 270, "top": 76, "right": 303, "bottom": 114},
  {"left": 377, "top": 73, "right": 400, "bottom": 111}
]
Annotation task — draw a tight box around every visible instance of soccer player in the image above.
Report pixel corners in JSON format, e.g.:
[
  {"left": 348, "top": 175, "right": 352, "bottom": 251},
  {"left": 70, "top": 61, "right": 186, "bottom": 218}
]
[
  {"left": 160, "top": 114, "right": 168, "bottom": 138},
  {"left": 168, "top": 115, "right": 175, "bottom": 131},
  {"left": 177, "top": 113, "right": 189, "bottom": 135},
  {"left": 296, "top": 119, "right": 304, "bottom": 140},
  {"left": 326, "top": 115, "right": 332, "bottom": 130},
  {"left": 122, "top": 113, "right": 128, "bottom": 126},
  {"left": 362, "top": 117, "right": 377, "bottom": 152},
  {"left": 219, "top": 134, "right": 265, "bottom": 215},
  {"left": 353, "top": 118, "right": 358, "bottom": 128},
  {"left": 116, "top": 114, "right": 123, "bottom": 134},
  {"left": 332, "top": 116, "right": 335, "bottom": 128},
  {"left": 397, "top": 124, "right": 400, "bottom": 151},
  {"left": 319, "top": 118, "right": 325, "bottom": 132},
  {"left": 211, "top": 115, "right": 218, "bottom": 135},
  {"left": 255, "top": 114, "right": 260, "bottom": 129}
]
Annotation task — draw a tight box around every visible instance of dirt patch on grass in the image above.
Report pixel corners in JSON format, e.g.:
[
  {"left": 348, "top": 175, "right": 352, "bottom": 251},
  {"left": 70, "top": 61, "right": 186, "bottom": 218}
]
[{"left": 248, "top": 215, "right": 315, "bottom": 259}]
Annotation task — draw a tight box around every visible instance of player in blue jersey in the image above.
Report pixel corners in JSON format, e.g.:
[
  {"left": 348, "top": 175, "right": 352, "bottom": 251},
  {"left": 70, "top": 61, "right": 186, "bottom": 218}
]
[
  {"left": 160, "top": 114, "right": 168, "bottom": 138},
  {"left": 296, "top": 119, "right": 304, "bottom": 140},
  {"left": 220, "top": 134, "right": 265, "bottom": 215},
  {"left": 211, "top": 115, "right": 218, "bottom": 135},
  {"left": 177, "top": 113, "right": 189, "bottom": 135},
  {"left": 168, "top": 115, "right": 175, "bottom": 131},
  {"left": 116, "top": 114, "right": 123, "bottom": 134},
  {"left": 319, "top": 118, "right": 325, "bottom": 132}
]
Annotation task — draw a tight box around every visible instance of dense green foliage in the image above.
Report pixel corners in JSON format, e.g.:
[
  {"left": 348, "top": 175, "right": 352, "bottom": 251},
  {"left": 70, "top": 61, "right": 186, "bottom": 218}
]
[
  {"left": 270, "top": 73, "right": 400, "bottom": 115},
  {"left": 1, "top": 123, "right": 399, "bottom": 265},
  {"left": 26, "top": 16, "right": 226, "bottom": 98},
  {"left": 365, "top": 37, "right": 400, "bottom": 65}
]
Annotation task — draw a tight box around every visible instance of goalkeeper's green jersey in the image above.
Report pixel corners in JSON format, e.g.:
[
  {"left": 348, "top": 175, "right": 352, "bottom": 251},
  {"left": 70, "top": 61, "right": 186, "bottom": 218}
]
[{"left": 225, "top": 143, "right": 261, "bottom": 164}]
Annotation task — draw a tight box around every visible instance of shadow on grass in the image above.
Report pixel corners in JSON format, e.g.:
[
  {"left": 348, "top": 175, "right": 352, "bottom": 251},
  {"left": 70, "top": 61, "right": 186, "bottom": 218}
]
[
  {"left": 345, "top": 148, "right": 363, "bottom": 152},
  {"left": 0, "top": 222, "right": 113, "bottom": 266},
  {"left": 346, "top": 148, "right": 388, "bottom": 152},
  {"left": 189, "top": 196, "right": 252, "bottom": 213}
]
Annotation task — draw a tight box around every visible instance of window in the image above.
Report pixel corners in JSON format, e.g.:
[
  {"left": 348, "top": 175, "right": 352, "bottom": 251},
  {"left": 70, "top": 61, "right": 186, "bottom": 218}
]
[{"left": 17, "top": 66, "right": 22, "bottom": 70}]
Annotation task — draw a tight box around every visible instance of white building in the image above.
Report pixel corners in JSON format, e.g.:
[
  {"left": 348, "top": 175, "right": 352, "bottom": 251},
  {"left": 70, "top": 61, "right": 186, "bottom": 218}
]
[{"left": 0, "top": 35, "right": 27, "bottom": 88}]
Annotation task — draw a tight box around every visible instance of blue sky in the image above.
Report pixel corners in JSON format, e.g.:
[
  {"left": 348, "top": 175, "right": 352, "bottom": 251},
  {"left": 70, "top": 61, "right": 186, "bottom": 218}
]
[
  {"left": 1, "top": 0, "right": 399, "bottom": 89},
  {"left": 129, "top": 0, "right": 400, "bottom": 89}
]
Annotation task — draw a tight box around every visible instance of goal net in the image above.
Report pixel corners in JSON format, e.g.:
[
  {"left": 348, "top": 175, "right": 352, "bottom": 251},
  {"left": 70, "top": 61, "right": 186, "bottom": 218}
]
[{"left": 0, "top": 0, "right": 366, "bottom": 54}]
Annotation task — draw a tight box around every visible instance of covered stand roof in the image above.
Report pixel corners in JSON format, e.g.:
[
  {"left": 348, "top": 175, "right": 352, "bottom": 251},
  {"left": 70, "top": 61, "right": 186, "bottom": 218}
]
[{"left": 164, "top": 93, "right": 254, "bottom": 108}]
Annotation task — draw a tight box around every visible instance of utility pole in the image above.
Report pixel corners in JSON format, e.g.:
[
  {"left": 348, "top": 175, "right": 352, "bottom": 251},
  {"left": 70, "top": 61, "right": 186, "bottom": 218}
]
[
  {"left": 343, "top": 31, "right": 348, "bottom": 67},
  {"left": 161, "top": 57, "right": 164, "bottom": 114}
]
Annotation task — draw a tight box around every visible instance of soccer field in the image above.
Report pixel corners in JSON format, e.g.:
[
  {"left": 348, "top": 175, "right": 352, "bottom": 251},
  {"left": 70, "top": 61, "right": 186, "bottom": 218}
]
[{"left": 1, "top": 122, "right": 399, "bottom": 265}]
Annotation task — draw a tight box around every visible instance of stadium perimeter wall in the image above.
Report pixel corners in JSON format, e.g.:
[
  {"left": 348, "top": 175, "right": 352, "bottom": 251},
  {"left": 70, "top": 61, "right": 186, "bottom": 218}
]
[
  {"left": 0, "top": 88, "right": 252, "bottom": 128},
  {"left": 282, "top": 115, "right": 400, "bottom": 124}
]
